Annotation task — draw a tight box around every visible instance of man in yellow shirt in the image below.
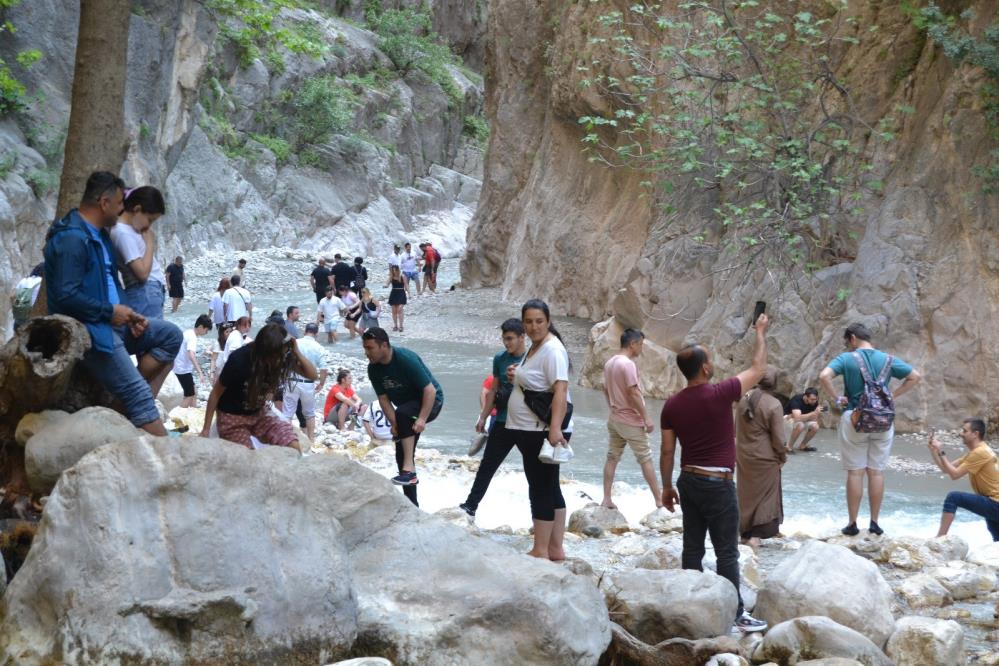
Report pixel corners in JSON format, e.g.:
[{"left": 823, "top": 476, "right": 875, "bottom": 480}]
[{"left": 928, "top": 418, "right": 999, "bottom": 540}]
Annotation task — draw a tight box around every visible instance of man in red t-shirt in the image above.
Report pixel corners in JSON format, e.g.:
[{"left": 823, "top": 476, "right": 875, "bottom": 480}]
[{"left": 659, "top": 313, "right": 771, "bottom": 634}]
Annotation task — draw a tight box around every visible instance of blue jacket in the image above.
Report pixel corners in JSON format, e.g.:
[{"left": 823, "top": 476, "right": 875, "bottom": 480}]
[{"left": 44, "top": 210, "right": 123, "bottom": 353}]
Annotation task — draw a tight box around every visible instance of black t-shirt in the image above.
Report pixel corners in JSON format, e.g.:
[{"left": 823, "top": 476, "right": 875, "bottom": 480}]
[
  {"left": 785, "top": 394, "right": 818, "bottom": 416},
  {"left": 311, "top": 266, "right": 331, "bottom": 293},
  {"left": 331, "top": 262, "right": 353, "bottom": 289},
  {"left": 218, "top": 345, "right": 259, "bottom": 415},
  {"left": 165, "top": 263, "right": 184, "bottom": 288}
]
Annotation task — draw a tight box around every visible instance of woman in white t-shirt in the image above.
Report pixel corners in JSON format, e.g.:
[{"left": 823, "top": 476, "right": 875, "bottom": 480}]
[
  {"left": 208, "top": 277, "right": 231, "bottom": 329},
  {"left": 215, "top": 316, "right": 251, "bottom": 381},
  {"left": 506, "top": 298, "right": 573, "bottom": 561},
  {"left": 109, "top": 186, "right": 167, "bottom": 319}
]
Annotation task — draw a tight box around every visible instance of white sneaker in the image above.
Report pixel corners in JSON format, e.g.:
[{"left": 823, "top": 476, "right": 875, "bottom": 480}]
[
  {"left": 552, "top": 443, "right": 574, "bottom": 464},
  {"left": 538, "top": 441, "right": 557, "bottom": 464},
  {"left": 468, "top": 432, "right": 487, "bottom": 456}
]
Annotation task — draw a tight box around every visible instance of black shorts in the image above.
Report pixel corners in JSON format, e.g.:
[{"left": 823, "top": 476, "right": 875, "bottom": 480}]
[
  {"left": 168, "top": 284, "right": 184, "bottom": 298},
  {"left": 394, "top": 399, "right": 443, "bottom": 442},
  {"left": 176, "top": 372, "right": 196, "bottom": 397}
]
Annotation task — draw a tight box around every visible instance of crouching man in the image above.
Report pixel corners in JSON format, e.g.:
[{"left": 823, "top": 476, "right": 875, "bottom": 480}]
[
  {"left": 44, "top": 171, "right": 182, "bottom": 435},
  {"left": 929, "top": 418, "right": 999, "bottom": 541}
]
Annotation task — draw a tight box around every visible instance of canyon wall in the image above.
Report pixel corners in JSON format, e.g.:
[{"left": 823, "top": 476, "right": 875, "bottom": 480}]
[{"left": 463, "top": 0, "right": 999, "bottom": 431}]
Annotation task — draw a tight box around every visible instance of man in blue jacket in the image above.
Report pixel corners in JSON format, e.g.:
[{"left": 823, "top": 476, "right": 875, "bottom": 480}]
[{"left": 44, "top": 172, "right": 182, "bottom": 435}]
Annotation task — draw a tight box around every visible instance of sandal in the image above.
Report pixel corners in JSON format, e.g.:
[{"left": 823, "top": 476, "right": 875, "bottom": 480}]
[{"left": 797, "top": 446, "right": 818, "bottom": 452}]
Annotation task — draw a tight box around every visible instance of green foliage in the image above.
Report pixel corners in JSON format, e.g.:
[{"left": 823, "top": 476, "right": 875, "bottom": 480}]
[
  {"left": 250, "top": 133, "right": 292, "bottom": 163},
  {"left": 207, "top": 0, "right": 328, "bottom": 69},
  {"left": 0, "top": 153, "right": 15, "bottom": 179},
  {"left": 366, "top": 7, "right": 464, "bottom": 105},
  {"left": 289, "top": 75, "right": 359, "bottom": 146},
  {"left": 577, "top": 0, "right": 883, "bottom": 269},
  {"left": 24, "top": 167, "right": 58, "bottom": 197},
  {"left": 907, "top": 3, "right": 999, "bottom": 192},
  {"left": 463, "top": 113, "right": 489, "bottom": 148},
  {"left": 0, "top": 0, "right": 42, "bottom": 115}
]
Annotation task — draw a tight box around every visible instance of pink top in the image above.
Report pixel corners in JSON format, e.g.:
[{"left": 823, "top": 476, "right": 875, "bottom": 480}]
[{"left": 603, "top": 354, "right": 646, "bottom": 428}]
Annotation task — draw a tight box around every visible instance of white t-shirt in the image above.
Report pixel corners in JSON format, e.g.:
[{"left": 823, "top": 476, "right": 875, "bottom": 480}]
[
  {"left": 218, "top": 330, "right": 245, "bottom": 373},
  {"left": 222, "top": 286, "right": 252, "bottom": 321},
  {"left": 400, "top": 251, "right": 418, "bottom": 272},
  {"left": 110, "top": 221, "right": 166, "bottom": 288},
  {"left": 363, "top": 400, "right": 394, "bottom": 440},
  {"left": 388, "top": 253, "right": 401, "bottom": 268},
  {"left": 317, "top": 296, "right": 345, "bottom": 322},
  {"left": 173, "top": 329, "right": 199, "bottom": 374},
  {"left": 209, "top": 292, "right": 225, "bottom": 325},
  {"left": 505, "top": 335, "right": 573, "bottom": 432}
]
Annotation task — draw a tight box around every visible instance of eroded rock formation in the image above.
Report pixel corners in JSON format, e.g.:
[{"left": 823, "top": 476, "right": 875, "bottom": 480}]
[{"left": 464, "top": 0, "right": 999, "bottom": 431}]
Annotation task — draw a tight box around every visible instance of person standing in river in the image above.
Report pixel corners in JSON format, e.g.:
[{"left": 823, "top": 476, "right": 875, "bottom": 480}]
[
  {"left": 174, "top": 314, "right": 212, "bottom": 408},
  {"left": 401, "top": 242, "right": 420, "bottom": 296},
  {"left": 164, "top": 256, "right": 185, "bottom": 313},
  {"left": 110, "top": 186, "right": 168, "bottom": 319},
  {"left": 601, "top": 328, "right": 662, "bottom": 511},
  {"left": 928, "top": 418, "right": 999, "bottom": 541},
  {"left": 232, "top": 258, "right": 247, "bottom": 288},
  {"left": 208, "top": 277, "right": 231, "bottom": 330},
  {"left": 459, "top": 318, "right": 527, "bottom": 519},
  {"left": 316, "top": 285, "right": 345, "bottom": 343},
  {"left": 330, "top": 253, "right": 353, "bottom": 294},
  {"left": 362, "top": 327, "right": 444, "bottom": 506},
  {"left": 506, "top": 299, "right": 573, "bottom": 561},
  {"left": 310, "top": 257, "right": 332, "bottom": 304},
  {"left": 222, "top": 274, "right": 252, "bottom": 323},
  {"left": 736, "top": 365, "right": 787, "bottom": 549},
  {"left": 659, "top": 312, "right": 771, "bottom": 633},
  {"left": 387, "top": 265, "right": 407, "bottom": 332},
  {"left": 819, "top": 322, "right": 921, "bottom": 537}
]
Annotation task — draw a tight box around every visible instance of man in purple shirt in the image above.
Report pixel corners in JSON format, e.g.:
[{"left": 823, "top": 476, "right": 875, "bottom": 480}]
[{"left": 659, "top": 313, "right": 771, "bottom": 633}]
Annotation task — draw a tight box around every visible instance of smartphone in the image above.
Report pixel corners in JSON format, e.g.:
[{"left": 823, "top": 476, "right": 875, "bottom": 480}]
[{"left": 752, "top": 301, "right": 766, "bottom": 325}]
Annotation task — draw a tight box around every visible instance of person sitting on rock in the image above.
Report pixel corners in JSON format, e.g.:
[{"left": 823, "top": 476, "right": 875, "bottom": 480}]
[
  {"left": 109, "top": 186, "right": 167, "bottom": 319},
  {"left": 362, "top": 327, "right": 444, "bottom": 506},
  {"left": 784, "top": 387, "right": 823, "bottom": 452},
  {"left": 928, "top": 418, "right": 999, "bottom": 541},
  {"left": 324, "top": 368, "right": 366, "bottom": 431},
  {"left": 200, "top": 323, "right": 317, "bottom": 452},
  {"left": 44, "top": 171, "right": 182, "bottom": 436},
  {"left": 362, "top": 398, "right": 394, "bottom": 446},
  {"left": 659, "top": 312, "right": 770, "bottom": 633}
]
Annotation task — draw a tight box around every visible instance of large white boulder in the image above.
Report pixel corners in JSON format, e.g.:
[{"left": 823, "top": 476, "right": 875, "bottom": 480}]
[
  {"left": 753, "top": 616, "right": 892, "bottom": 666},
  {"left": 602, "top": 569, "right": 738, "bottom": 643},
  {"left": 754, "top": 541, "right": 895, "bottom": 647},
  {"left": 896, "top": 573, "right": 952, "bottom": 608},
  {"left": 967, "top": 541, "right": 999, "bottom": 568},
  {"left": 877, "top": 535, "right": 969, "bottom": 571},
  {"left": 926, "top": 564, "right": 994, "bottom": 600},
  {"left": 0, "top": 437, "right": 610, "bottom": 664},
  {"left": 885, "top": 616, "right": 965, "bottom": 666},
  {"left": 21, "top": 407, "right": 146, "bottom": 495}
]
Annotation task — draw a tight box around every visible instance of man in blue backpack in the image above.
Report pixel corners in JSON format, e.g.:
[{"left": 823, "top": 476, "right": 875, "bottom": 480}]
[{"left": 820, "top": 323, "right": 921, "bottom": 537}]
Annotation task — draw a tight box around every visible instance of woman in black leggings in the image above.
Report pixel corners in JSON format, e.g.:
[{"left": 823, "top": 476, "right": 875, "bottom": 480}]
[{"left": 505, "top": 299, "right": 572, "bottom": 561}]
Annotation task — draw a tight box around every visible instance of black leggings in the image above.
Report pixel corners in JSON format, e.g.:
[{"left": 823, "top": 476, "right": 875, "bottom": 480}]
[
  {"left": 510, "top": 429, "right": 568, "bottom": 521},
  {"left": 463, "top": 420, "right": 515, "bottom": 511},
  {"left": 393, "top": 399, "right": 443, "bottom": 506}
]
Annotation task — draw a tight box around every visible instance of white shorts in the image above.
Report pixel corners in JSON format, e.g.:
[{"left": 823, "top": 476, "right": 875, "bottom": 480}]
[
  {"left": 282, "top": 380, "right": 317, "bottom": 420},
  {"left": 323, "top": 320, "right": 339, "bottom": 332},
  {"left": 838, "top": 410, "right": 894, "bottom": 471}
]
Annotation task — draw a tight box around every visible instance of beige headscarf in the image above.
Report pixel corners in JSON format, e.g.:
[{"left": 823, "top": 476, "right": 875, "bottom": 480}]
[{"left": 743, "top": 365, "right": 780, "bottom": 421}]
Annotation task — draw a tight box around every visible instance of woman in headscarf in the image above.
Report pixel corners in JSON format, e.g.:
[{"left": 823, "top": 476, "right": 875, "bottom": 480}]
[{"left": 736, "top": 365, "right": 787, "bottom": 548}]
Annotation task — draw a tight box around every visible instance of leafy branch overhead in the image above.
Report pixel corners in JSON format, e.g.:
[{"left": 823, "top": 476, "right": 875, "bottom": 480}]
[
  {"left": 576, "top": 0, "right": 893, "bottom": 272},
  {"left": 0, "top": 0, "right": 42, "bottom": 114}
]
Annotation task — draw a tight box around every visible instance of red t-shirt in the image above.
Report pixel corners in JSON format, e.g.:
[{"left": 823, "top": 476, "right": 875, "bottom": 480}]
[
  {"left": 482, "top": 375, "right": 497, "bottom": 417},
  {"left": 324, "top": 385, "right": 356, "bottom": 420},
  {"left": 659, "top": 377, "right": 741, "bottom": 470}
]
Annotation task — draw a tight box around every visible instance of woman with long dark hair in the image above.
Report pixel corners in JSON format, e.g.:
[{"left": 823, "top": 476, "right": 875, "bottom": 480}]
[
  {"left": 109, "top": 186, "right": 167, "bottom": 318},
  {"left": 505, "top": 299, "right": 573, "bottom": 560},
  {"left": 209, "top": 277, "right": 231, "bottom": 330},
  {"left": 200, "top": 323, "right": 317, "bottom": 451}
]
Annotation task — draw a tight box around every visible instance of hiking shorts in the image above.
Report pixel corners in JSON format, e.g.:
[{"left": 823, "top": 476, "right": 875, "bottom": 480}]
[
  {"left": 403, "top": 270, "right": 419, "bottom": 281},
  {"left": 838, "top": 409, "right": 894, "bottom": 471},
  {"left": 606, "top": 419, "right": 652, "bottom": 464}
]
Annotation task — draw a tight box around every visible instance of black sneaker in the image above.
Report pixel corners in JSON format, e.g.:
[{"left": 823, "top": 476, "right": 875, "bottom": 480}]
[
  {"left": 459, "top": 502, "right": 476, "bottom": 518},
  {"left": 841, "top": 522, "right": 859, "bottom": 536},
  {"left": 869, "top": 520, "right": 884, "bottom": 536},
  {"left": 734, "top": 612, "right": 768, "bottom": 633},
  {"left": 392, "top": 471, "right": 418, "bottom": 486}
]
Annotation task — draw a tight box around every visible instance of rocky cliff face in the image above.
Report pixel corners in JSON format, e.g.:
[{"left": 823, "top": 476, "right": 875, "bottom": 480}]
[
  {"left": 0, "top": 0, "right": 485, "bottom": 334},
  {"left": 464, "top": 0, "right": 999, "bottom": 431}
]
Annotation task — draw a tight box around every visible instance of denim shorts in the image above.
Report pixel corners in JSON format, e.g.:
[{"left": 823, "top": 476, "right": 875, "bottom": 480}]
[
  {"left": 403, "top": 271, "right": 419, "bottom": 280},
  {"left": 123, "top": 279, "right": 166, "bottom": 319}
]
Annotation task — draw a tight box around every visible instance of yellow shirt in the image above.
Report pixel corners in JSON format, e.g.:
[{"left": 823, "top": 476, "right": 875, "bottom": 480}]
[{"left": 955, "top": 445, "right": 999, "bottom": 502}]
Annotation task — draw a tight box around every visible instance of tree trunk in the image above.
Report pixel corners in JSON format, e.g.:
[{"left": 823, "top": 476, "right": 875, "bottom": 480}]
[
  {"left": 0, "top": 316, "right": 111, "bottom": 502},
  {"left": 55, "top": 0, "right": 131, "bottom": 218},
  {"left": 597, "top": 623, "right": 745, "bottom": 666}
]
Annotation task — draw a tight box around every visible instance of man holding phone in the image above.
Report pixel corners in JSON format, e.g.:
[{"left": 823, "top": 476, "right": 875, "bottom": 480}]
[
  {"left": 784, "top": 387, "right": 824, "bottom": 452},
  {"left": 928, "top": 419, "right": 999, "bottom": 541}
]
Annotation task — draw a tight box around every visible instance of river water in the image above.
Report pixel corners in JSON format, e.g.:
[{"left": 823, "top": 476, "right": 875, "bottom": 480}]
[{"left": 164, "top": 252, "right": 995, "bottom": 551}]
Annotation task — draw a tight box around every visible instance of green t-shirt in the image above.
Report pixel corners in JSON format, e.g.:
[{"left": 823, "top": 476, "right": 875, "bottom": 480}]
[
  {"left": 368, "top": 346, "right": 443, "bottom": 406},
  {"left": 491, "top": 350, "right": 524, "bottom": 422},
  {"left": 827, "top": 348, "right": 913, "bottom": 409}
]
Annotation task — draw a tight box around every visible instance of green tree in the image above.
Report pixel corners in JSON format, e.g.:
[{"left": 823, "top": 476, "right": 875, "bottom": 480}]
[
  {"left": 0, "top": 0, "right": 43, "bottom": 114},
  {"left": 578, "top": 0, "right": 889, "bottom": 272}
]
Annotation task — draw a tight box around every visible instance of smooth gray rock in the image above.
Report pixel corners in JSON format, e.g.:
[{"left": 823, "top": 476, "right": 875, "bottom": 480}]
[
  {"left": 755, "top": 541, "right": 895, "bottom": 647},
  {"left": 568, "top": 502, "right": 630, "bottom": 536},
  {"left": 754, "top": 616, "right": 892, "bottom": 666},
  {"left": 602, "top": 569, "right": 738, "bottom": 643},
  {"left": 885, "top": 616, "right": 965, "bottom": 666},
  {"left": 0, "top": 437, "right": 610, "bottom": 664}
]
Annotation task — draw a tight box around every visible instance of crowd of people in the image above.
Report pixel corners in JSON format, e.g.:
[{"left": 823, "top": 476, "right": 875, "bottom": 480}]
[{"left": 31, "top": 170, "right": 999, "bottom": 637}]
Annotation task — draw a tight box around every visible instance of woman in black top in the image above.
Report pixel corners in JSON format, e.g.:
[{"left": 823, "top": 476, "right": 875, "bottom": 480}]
[
  {"left": 387, "top": 265, "right": 407, "bottom": 332},
  {"left": 201, "top": 323, "right": 317, "bottom": 452}
]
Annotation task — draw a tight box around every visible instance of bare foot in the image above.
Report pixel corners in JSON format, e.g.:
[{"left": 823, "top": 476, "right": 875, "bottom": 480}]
[
  {"left": 526, "top": 549, "right": 548, "bottom": 559},
  {"left": 548, "top": 548, "right": 566, "bottom": 562},
  {"left": 600, "top": 500, "right": 618, "bottom": 510}
]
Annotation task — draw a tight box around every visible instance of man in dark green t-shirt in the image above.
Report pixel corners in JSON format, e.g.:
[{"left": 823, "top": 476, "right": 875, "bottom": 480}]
[
  {"left": 459, "top": 318, "right": 527, "bottom": 518},
  {"left": 362, "top": 327, "right": 443, "bottom": 505}
]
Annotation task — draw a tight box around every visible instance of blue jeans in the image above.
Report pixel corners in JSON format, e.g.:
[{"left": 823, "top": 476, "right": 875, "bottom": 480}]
[
  {"left": 123, "top": 279, "right": 166, "bottom": 319},
  {"left": 943, "top": 491, "right": 999, "bottom": 541},
  {"left": 83, "top": 318, "right": 182, "bottom": 427},
  {"left": 677, "top": 471, "right": 744, "bottom": 618}
]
